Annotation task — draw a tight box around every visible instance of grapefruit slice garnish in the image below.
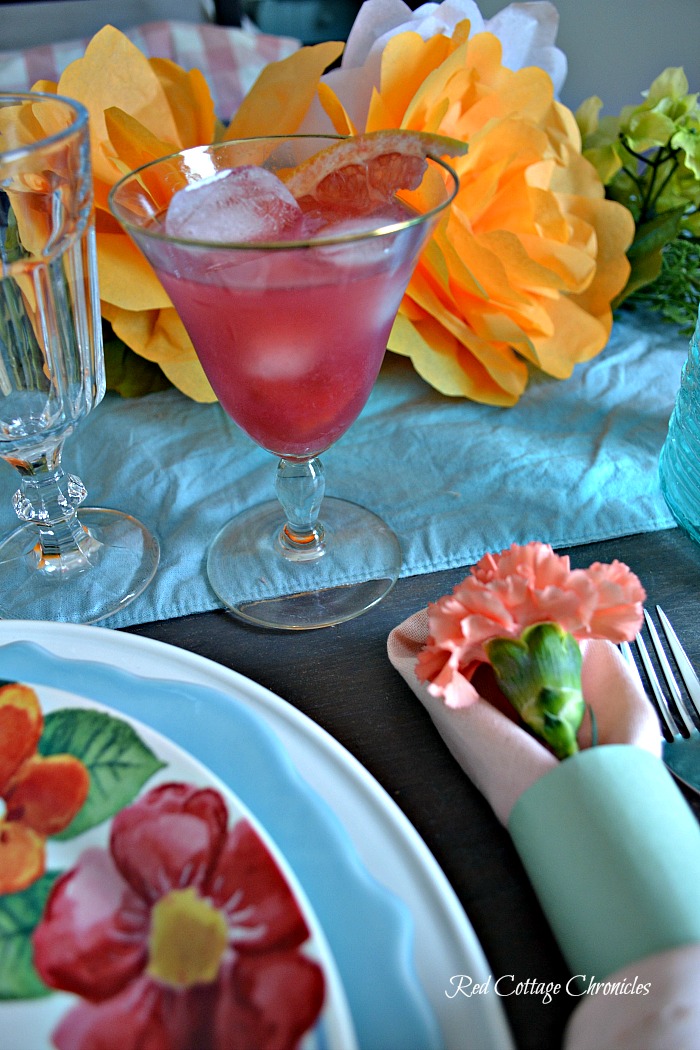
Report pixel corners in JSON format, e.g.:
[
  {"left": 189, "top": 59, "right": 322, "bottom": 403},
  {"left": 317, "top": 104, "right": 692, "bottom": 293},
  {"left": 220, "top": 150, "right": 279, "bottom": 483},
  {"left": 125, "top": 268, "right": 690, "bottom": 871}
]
[{"left": 282, "top": 130, "right": 467, "bottom": 217}]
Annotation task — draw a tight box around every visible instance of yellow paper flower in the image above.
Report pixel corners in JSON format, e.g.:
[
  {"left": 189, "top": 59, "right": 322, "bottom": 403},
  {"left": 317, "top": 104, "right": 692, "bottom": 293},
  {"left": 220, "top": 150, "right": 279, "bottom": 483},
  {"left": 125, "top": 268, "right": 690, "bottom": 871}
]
[
  {"left": 32, "top": 26, "right": 220, "bottom": 399},
  {"left": 231, "top": 11, "right": 635, "bottom": 405}
]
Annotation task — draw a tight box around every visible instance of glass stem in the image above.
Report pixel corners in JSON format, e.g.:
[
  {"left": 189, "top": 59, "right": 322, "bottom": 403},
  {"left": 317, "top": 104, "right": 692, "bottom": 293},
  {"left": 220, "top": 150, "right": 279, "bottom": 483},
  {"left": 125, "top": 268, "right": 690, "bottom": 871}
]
[
  {"left": 275, "top": 456, "right": 326, "bottom": 562},
  {"left": 9, "top": 444, "right": 96, "bottom": 574}
]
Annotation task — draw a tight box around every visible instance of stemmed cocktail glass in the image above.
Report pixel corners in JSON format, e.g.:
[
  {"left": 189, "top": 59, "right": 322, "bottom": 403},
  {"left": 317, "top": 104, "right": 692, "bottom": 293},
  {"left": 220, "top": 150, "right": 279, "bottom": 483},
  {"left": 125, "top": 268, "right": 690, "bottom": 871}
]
[
  {"left": 0, "top": 92, "right": 159, "bottom": 623},
  {"left": 110, "top": 135, "right": 457, "bottom": 629}
]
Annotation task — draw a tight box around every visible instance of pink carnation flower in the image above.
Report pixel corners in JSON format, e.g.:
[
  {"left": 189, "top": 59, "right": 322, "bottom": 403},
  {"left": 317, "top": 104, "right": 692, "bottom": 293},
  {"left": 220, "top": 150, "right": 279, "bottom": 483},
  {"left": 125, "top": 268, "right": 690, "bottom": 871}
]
[
  {"left": 416, "top": 542, "right": 646, "bottom": 708},
  {"left": 32, "top": 782, "right": 325, "bottom": 1050}
]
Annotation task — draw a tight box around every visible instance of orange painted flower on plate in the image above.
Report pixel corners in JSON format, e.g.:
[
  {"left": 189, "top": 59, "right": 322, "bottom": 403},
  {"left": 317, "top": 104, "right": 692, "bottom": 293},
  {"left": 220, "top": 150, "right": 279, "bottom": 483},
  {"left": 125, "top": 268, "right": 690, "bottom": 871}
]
[{"left": 0, "top": 684, "right": 89, "bottom": 895}]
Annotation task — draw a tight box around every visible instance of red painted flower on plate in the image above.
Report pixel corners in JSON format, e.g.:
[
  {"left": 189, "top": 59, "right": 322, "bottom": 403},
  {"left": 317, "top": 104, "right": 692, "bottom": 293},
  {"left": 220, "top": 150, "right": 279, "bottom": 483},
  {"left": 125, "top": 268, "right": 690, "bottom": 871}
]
[{"left": 32, "top": 782, "right": 325, "bottom": 1050}]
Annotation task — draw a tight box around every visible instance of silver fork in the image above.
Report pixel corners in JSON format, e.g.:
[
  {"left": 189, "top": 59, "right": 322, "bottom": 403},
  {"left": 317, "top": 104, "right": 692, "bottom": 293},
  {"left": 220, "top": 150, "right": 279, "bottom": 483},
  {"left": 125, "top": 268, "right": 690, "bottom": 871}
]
[{"left": 621, "top": 606, "right": 700, "bottom": 795}]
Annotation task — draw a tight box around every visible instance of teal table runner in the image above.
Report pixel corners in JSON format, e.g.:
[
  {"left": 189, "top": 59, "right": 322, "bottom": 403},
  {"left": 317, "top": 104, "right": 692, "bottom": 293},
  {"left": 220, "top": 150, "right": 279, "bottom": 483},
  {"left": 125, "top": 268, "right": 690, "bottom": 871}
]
[{"left": 0, "top": 308, "right": 682, "bottom": 629}]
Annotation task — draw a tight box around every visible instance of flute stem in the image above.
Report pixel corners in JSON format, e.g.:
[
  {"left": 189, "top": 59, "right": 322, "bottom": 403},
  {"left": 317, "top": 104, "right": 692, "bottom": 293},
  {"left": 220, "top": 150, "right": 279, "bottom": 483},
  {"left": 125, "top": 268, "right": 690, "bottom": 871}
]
[
  {"left": 274, "top": 456, "right": 326, "bottom": 562},
  {"left": 9, "top": 445, "right": 98, "bottom": 574}
]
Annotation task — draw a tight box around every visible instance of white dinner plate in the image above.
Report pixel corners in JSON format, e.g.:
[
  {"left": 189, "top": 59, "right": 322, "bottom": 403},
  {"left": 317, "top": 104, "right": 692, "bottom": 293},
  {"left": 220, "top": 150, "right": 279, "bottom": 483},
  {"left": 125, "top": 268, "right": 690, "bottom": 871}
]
[
  {"left": 0, "top": 622, "right": 515, "bottom": 1050},
  {"left": 1, "top": 687, "right": 356, "bottom": 1050}
]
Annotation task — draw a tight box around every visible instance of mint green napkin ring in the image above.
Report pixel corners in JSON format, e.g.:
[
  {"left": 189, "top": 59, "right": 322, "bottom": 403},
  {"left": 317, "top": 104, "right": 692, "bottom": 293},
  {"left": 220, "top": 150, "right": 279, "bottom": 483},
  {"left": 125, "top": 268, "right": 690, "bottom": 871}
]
[{"left": 509, "top": 745, "right": 700, "bottom": 981}]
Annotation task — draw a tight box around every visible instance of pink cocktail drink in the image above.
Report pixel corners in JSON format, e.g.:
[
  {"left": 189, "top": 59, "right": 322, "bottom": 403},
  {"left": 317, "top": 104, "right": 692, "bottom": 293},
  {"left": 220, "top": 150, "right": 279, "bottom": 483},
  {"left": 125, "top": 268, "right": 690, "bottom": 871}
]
[
  {"left": 110, "top": 135, "right": 459, "bottom": 630},
  {"left": 154, "top": 201, "right": 421, "bottom": 458}
]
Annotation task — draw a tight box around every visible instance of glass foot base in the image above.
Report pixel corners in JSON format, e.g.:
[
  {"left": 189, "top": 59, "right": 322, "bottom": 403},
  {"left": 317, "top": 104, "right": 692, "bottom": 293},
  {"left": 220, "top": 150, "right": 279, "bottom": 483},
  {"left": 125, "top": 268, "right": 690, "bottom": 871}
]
[
  {"left": 207, "top": 497, "right": 401, "bottom": 630},
  {"left": 0, "top": 508, "right": 160, "bottom": 624}
]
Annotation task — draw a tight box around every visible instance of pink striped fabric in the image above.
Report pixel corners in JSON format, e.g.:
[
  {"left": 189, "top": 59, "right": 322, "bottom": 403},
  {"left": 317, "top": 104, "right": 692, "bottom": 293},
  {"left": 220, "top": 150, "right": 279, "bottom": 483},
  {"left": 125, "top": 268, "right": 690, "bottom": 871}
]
[{"left": 0, "top": 20, "right": 300, "bottom": 122}]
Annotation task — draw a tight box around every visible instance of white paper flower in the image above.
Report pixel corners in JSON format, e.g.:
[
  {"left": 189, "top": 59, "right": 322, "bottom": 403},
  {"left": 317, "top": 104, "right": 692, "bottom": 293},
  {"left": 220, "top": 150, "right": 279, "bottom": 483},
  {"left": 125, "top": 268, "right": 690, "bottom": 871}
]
[{"left": 299, "top": 0, "right": 567, "bottom": 134}]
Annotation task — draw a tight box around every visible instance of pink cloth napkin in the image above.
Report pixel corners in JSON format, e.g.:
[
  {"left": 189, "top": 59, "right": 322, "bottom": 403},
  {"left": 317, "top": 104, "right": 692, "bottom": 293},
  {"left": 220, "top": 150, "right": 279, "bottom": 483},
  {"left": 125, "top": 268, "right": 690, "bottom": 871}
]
[
  {"left": 565, "top": 945, "right": 700, "bottom": 1050},
  {"left": 387, "top": 607, "right": 661, "bottom": 825},
  {"left": 387, "top": 608, "right": 700, "bottom": 1050}
]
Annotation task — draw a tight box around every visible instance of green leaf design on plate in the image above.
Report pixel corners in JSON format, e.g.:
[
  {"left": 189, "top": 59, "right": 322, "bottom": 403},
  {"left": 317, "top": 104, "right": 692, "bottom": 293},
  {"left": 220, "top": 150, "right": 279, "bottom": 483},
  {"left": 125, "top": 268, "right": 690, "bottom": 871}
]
[
  {"left": 0, "top": 871, "right": 60, "bottom": 999},
  {"left": 39, "top": 708, "right": 166, "bottom": 838}
]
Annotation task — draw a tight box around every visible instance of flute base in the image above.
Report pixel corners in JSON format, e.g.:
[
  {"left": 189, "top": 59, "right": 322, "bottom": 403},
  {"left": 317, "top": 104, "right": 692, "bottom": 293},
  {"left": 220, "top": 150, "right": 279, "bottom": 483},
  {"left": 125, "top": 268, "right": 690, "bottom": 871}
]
[
  {"left": 0, "top": 508, "right": 159, "bottom": 624},
  {"left": 207, "top": 496, "right": 401, "bottom": 630}
]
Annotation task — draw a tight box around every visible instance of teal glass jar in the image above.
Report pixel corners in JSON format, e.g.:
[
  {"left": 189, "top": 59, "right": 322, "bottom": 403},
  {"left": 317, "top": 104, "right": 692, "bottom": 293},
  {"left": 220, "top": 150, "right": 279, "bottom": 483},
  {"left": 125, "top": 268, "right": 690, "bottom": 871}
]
[{"left": 659, "top": 306, "right": 700, "bottom": 544}]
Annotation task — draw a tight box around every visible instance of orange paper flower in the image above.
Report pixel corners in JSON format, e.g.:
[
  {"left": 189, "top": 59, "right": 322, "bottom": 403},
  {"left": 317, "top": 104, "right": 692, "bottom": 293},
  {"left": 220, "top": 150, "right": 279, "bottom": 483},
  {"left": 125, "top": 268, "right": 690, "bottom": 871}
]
[
  {"left": 235, "top": 6, "right": 635, "bottom": 404},
  {"left": 381, "top": 29, "right": 635, "bottom": 404},
  {"left": 0, "top": 683, "right": 89, "bottom": 894}
]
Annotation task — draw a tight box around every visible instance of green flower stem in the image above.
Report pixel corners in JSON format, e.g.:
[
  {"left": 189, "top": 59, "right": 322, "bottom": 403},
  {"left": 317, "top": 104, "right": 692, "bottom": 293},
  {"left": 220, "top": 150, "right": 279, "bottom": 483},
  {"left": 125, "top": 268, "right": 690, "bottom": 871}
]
[
  {"left": 485, "top": 623, "right": 586, "bottom": 760},
  {"left": 619, "top": 139, "right": 679, "bottom": 222}
]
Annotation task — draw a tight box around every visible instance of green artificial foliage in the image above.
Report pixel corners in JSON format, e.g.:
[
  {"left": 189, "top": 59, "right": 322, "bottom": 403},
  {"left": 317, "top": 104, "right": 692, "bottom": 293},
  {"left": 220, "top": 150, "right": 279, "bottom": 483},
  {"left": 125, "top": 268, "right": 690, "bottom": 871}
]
[{"left": 577, "top": 67, "right": 700, "bottom": 323}]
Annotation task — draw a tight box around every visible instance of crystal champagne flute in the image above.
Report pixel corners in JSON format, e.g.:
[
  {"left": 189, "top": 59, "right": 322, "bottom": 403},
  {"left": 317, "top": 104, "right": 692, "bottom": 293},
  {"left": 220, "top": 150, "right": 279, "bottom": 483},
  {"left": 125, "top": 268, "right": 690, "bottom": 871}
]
[
  {"left": 110, "top": 135, "right": 457, "bottom": 629},
  {"left": 0, "top": 92, "right": 159, "bottom": 622}
]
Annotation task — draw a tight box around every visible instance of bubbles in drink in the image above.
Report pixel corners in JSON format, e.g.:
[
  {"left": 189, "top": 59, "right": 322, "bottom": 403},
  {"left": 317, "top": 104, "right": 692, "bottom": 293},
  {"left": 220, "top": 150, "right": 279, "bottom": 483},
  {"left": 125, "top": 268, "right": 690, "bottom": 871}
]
[{"left": 165, "top": 167, "right": 304, "bottom": 243}]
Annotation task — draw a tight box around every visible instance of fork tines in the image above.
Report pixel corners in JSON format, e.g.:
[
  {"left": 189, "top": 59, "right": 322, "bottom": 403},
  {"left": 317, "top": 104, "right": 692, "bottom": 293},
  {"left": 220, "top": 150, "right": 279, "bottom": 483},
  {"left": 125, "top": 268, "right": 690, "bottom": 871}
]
[{"left": 633, "top": 607, "right": 700, "bottom": 739}]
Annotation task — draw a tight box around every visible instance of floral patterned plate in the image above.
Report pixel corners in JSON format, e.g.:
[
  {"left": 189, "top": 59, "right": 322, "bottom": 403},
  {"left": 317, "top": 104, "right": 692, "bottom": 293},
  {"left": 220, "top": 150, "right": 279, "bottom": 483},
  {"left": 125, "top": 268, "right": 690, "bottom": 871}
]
[
  {"left": 0, "top": 624, "right": 515, "bottom": 1050},
  {"left": 0, "top": 685, "right": 356, "bottom": 1050}
]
